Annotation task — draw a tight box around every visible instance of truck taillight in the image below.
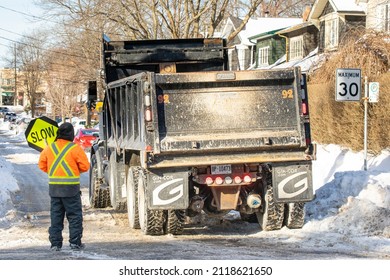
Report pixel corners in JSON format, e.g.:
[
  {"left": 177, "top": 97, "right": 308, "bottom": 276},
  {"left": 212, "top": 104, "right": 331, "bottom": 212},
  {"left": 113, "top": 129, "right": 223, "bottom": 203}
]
[
  {"left": 144, "top": 94, "right": 151, "bottom": 106},
  {"left": 144, "top": 85, "right": 152, "bottom": 122},
  {"left": 302, "top": 103, "right": 307, "bottom": 115},
  {"left": 205, "top": 177, "right": 213, "bottom": 185},
  {"left": 301, "top": 74, "right": 311, "bottom": 146},
  {"left": 145, "top": 108, "right": 152, "bottom": 121},
  {"left": 234, "top": 176, "right": 242, "bottom": 184},
  {"left": 215, "top": 177, "right": 223, "bottom": 185},
  {"left": 243, "top": 175, "right": 252, "bottom": 183},
  {"left": 201, "top": 174, "right": 256, "bottom": 185},
  {"left": 225, "top": 176, "right": 233, "bottom": 184}
]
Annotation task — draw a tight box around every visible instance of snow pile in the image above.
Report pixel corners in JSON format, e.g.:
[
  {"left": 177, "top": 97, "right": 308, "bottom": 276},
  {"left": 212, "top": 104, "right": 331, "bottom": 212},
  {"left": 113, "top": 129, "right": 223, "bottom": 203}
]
[
  {"left": 0, "top": 120, "right": 20, "bottom": 218},
  {"left": 306, "top": 144, "right": 390, "bottom": 237},
  {"left": 0, "top": 152, "right": 19, "bottom": 217}
]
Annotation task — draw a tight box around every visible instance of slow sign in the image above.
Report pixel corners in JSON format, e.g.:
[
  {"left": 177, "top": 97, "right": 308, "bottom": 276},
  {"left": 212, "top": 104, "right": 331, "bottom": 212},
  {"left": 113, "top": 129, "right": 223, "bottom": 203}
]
[{"left": 24, "top": 116, "right": 59, "bottom": 152}]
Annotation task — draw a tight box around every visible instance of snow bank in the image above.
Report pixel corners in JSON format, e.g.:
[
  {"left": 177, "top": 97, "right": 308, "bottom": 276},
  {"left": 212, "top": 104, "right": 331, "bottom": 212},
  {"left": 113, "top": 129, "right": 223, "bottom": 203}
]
[
  {"left": 306, "top": 144, "right": 390, "bottom": 237},
  {"left": 0, "top": 120, "right": 20, "bottom": 218}
]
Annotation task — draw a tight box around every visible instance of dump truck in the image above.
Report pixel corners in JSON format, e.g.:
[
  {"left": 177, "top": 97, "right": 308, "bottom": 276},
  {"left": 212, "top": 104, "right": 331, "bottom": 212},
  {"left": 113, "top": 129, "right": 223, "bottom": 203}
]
[{"left": 87, "top": 37, "right": 316, "bottom": 235}]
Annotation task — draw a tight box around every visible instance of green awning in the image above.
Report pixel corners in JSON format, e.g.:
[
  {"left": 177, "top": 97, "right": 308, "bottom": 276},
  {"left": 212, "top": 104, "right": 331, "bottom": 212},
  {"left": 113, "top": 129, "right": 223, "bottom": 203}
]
[{"left": 1, "top": 92, "right": 13, "bottom": 97}]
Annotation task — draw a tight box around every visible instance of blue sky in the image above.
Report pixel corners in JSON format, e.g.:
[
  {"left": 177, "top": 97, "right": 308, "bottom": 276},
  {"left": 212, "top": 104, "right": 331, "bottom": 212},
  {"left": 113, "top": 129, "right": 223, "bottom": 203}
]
[{"left": 0, "top": 0, "right": 45, "bottom": 67}]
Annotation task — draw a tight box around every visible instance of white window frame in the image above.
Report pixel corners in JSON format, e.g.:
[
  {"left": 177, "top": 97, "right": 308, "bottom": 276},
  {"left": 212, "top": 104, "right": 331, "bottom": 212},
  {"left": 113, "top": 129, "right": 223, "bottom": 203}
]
[
  {"left": 228, "top": 49, "right": 233, "bottom": 71},
  {"left": 377, "top": 3, "right": 390, "bottom": 32},
  {"left": 257, "top": 46, "right": 270, "bottom": 67},
  {"left": 323, "top": 13, "right": 339, "bottom": 50},
  {"left": 289, "top": 36, "right": 304, "bottom": 61},
  {"left": 237, "top": 48, "right": 246, "bottom": 70}
]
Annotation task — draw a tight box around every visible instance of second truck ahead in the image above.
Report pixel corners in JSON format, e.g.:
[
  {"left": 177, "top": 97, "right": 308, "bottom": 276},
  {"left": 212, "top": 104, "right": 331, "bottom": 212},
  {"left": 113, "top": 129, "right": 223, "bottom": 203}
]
[{"left": 87, "top": 37, "right": 316, "bottom": 235}]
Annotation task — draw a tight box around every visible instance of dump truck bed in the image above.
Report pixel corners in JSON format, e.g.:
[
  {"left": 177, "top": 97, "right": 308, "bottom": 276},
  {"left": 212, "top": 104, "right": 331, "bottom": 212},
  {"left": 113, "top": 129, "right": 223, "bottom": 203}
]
[
  {"left": 101, "top": 38, "right": 310, "bottom": 168},
  {"left": 151, "top": 68, "right": 305, "bottom": 153}
]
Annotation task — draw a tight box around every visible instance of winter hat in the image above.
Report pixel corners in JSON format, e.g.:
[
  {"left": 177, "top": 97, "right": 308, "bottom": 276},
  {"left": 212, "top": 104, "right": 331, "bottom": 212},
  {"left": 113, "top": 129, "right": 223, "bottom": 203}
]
[{"left": 57, "top": 122, "right": 74, "bottom": 141}]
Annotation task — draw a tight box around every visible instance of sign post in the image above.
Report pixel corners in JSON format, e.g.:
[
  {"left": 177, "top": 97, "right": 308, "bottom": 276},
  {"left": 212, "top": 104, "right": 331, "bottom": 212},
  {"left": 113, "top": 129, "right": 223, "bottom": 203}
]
[
  {"left": 362, "top": 81, "right": 380, "bottom": 171},
  {"left": 363, "top": 77, "right": 368, "bottom": 171}
]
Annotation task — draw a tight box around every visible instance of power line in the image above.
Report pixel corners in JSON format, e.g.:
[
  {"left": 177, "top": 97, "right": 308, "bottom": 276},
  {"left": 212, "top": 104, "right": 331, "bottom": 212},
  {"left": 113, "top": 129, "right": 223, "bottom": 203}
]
[
  {"left": 0, "top": 27, "right": 45, "bottom": 44},
  {"left": 0, "top": 35, "right": 96, "bottom": 61},
  {"left": 0, "top": 4, "right": 122, "bottom": 37}
]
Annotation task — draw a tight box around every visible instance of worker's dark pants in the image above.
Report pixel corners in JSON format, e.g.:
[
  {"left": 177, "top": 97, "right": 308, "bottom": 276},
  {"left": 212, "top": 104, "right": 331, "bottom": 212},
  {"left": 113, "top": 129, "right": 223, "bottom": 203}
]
[{"left": 49, "top": 193, "right": 83, "bottom": 248}]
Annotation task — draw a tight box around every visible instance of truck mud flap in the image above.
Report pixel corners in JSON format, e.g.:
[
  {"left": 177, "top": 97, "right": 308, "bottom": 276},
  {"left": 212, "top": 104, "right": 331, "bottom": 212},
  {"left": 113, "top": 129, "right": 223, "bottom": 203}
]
[
  {"left": 272, "top": 162, "right": 314, "bottom": 203},
  {"left": 146, "top": 169, "right": 189, "bottom": 210}
]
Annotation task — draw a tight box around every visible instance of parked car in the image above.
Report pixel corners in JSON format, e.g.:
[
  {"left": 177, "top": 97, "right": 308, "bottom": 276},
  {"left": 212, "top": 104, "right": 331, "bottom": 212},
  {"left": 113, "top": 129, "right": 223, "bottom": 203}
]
[
  {"left": 72, "top": 119, "right": 86, "bottom": 133},
  {"left": 4, "top": 112, "right": 17, "bottom": 122},
  {"left": 73, "top": 128, "right": 99, "bottom": 151},
  {"left": 0, "top": 106, "right": 10, "bottom": 113},
  {"left": 15, "top": 117, "right": 32, "bottom": 134}
]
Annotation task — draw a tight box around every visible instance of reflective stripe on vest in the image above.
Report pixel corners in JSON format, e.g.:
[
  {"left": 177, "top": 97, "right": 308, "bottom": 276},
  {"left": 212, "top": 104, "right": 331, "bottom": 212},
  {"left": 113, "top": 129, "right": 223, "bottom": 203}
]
[{"left": 48, "top": 142, "right": 79, "bottom": 185}]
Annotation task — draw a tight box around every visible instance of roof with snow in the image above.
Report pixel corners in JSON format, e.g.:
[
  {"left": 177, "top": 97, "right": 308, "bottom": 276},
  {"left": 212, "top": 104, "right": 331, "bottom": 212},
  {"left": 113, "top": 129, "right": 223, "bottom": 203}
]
[
  {"left": 309, "top": 0, "right": 365, "bottom": 20},
  {"left": 224, "top": 17, "right": 303, "bottom": 46}
]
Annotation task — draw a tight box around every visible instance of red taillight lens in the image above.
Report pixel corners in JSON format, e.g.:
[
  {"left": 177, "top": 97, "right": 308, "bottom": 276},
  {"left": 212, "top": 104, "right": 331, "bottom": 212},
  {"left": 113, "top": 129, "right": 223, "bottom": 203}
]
[
  {"left": 146, "top": 145, "right": 153, "bottom": 152},
  {"left": 302, "top": 103, "right": 307, "bottom": 115},
  {"left": 205, "top": 177, "right": 213, "bottom": 185},
  {"left": 234, "top": 176, "right": 242, "bottom": 184},
  {"left": 215, "top": 177, "right": 223, "bottom": 185}
]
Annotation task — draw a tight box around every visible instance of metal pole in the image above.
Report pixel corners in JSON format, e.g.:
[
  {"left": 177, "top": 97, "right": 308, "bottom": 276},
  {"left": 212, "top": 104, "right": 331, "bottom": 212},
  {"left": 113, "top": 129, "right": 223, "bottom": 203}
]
[
  {"left": 363, "top": 76, "right": 368, "bottom": 171},
  {"left": 14, "top": 43, "right": 17, "bottom": 106}
]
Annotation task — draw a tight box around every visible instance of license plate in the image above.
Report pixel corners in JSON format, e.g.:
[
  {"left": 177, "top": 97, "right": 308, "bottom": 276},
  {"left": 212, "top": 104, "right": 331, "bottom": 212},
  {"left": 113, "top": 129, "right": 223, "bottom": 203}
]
[{"left": 211, "top": 164, "right": 232, "bottom": 175}]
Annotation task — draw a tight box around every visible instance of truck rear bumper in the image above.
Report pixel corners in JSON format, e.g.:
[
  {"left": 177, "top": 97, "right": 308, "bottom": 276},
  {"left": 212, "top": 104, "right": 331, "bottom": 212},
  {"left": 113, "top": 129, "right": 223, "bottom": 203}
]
[{"left": 146, "top": 149, "right": 313, "bottom": 168}]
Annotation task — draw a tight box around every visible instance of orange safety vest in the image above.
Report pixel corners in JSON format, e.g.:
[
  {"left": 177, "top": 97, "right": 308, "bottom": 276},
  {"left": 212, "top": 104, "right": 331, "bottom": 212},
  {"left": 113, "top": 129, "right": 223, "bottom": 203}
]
[{"left": 48, "top": 142, "right": 80, "bottom": 185}]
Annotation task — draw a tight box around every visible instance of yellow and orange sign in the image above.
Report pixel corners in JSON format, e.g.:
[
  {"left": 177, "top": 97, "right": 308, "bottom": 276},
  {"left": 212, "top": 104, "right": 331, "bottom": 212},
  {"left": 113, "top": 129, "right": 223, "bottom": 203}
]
[{"left": 25, "top": 116, "right": 58, "bottom": 151}]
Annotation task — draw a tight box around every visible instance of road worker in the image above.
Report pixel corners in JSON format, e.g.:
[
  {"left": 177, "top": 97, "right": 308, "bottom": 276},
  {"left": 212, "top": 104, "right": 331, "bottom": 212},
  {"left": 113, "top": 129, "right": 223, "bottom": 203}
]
[{"left": 38, "top": 122, "right": 90, "bottom": 251}]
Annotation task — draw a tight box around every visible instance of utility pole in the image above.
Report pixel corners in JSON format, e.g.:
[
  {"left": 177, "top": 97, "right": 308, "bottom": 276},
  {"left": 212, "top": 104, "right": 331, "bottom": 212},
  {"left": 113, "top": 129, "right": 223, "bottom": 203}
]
[
  {"left": 14, "top": 43, "right": 17, "bottom": 106},
  {"left": 363, "top": 76, "right": 368, "bottom": 171}
]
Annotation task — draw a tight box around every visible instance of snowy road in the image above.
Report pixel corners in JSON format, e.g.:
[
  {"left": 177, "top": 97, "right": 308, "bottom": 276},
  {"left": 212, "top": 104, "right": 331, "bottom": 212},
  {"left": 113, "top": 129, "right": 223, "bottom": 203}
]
[{"left": 0, "top": 123, "right": 389, "bottom": 261}]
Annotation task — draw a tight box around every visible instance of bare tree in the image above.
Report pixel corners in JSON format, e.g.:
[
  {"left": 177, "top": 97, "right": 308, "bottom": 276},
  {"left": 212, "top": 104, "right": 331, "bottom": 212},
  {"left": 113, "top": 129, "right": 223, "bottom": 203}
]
[
  {"left": 44, "top": 45, "right": 88, "bottom": 121},
  {"left": 40, "top": 0, "right": 310, "bottom": 41},
  {"left": 34, "top": 0, "right": 315, "bottom": 96},
  {"left": 16, "top": 31, "right": 48, "bottom": 118},
  {"left": 258, "top": 0, "right": 314, "bottom": 17}
]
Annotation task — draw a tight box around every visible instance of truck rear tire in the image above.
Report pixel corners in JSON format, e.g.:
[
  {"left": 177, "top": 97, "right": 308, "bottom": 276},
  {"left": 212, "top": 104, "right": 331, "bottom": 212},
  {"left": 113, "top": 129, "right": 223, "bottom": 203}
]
[
  {"left": 89, "top": 154, "right": 110, "bottom": 208},
  {"left": 256, "top": 184, "right": 285, "bottom": 231},
  {"left": 164, "top": 210, "right": 185, "bottom": 235},
  {"left": 138, "top": 170, "right": 165, "bottom": 235},
  {"left": 109, "top": 152, "right": 127, "bottom": 211},
  {"left": 284, "top": 202, "right": 305, "bottom": 229},
  {"left": 127, "top": 167, "right": 140, "bottom": 229}
]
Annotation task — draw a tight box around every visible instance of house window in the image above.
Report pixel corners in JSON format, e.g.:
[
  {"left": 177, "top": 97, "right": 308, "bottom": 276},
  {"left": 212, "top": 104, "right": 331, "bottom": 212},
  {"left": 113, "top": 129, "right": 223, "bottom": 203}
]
[
  {"left": 290, "top": 36, "right": 304, "bottom": 61},
  {"left": 237, "top": 48, "right": 245, "bottom": 70},
  {"left": 325, "top": 18, "right": 339, "bottom": 49},
  {"left": 257, "top": 46, "right": 269, "bottom": 66},
  {"left": 377, "top": 3, "right": 390, "bottom": 32},
  {"left": 228, "top": 49, "right": 233, "bottom": 71}
]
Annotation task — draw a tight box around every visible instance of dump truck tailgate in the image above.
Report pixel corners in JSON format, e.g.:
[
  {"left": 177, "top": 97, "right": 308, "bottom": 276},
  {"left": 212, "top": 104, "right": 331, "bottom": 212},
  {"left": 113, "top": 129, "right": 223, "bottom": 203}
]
[{"left": 153, "top": 67, "right": 305, "bottom": 153}]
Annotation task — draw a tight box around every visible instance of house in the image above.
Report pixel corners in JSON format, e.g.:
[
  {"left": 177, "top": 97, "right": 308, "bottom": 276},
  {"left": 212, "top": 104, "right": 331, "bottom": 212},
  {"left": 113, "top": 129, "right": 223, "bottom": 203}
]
[
  {"left": 258, "top": 1, "right": 370, "bottom": 73},
  {"left": 220, "top": 16, "right": 302, "bottom": 70},
  {"left": 0, "top": 68, "right": 16, "bottom": 106},
  {"left": 308, "top": 0, "right": 366, "bottom": 53},
  {"left": 366, "top": 0, "right": 390, "bottom": 31},
  {"left": 247, "top": 17, "right": 303, "bottom": 69},
  {"left": 276, "top": 22, "right": 319, "bottom": 64}
]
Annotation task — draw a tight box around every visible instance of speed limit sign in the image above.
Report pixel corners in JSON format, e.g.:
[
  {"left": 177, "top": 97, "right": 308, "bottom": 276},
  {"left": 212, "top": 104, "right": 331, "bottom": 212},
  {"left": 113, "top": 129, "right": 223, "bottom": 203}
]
[{"left": 335, "top": 68, "right": 361, "bottom": 101}]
